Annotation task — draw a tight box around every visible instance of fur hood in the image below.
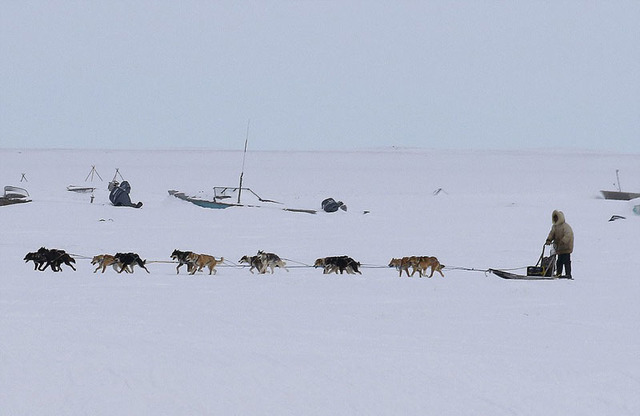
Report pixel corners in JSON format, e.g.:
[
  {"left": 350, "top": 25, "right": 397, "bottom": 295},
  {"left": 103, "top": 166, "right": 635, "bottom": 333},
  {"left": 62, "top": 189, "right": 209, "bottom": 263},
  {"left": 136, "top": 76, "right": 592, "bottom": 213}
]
[{"left": 552, "top": 210, "right": 566, "bottom": 226}]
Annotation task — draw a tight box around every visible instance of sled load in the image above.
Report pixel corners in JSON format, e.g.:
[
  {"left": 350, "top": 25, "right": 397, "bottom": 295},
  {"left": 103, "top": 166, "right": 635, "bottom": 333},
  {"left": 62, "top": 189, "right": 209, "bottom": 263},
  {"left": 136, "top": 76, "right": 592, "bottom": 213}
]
[
  {"left": 0, "top": 186, "right": 31, "bottom": 206},
  {"left": 489, "top": 245, "right": 571, "bottom": 280},
  {"left": 109, "top": 181, "right": 143, "bottom": 208}
]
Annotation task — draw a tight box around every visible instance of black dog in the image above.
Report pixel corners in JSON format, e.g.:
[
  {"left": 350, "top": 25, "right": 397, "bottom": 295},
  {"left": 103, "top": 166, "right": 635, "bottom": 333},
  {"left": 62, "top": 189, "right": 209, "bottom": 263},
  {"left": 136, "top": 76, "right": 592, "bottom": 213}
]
[
  {"left": 25, "top": 247, "right": 76, "bottom": 272},
  {"left": 114, "top": 252, "right": 150, "bottom": 274},
  {"left": 170, "top": 249, "right": 195, "bottom": 274},
  {"left": 314, "top": 256, "right": 361, "bottom": 275},
  {"left": 24, "top": 251, "right": 47, "bottom": 270}
]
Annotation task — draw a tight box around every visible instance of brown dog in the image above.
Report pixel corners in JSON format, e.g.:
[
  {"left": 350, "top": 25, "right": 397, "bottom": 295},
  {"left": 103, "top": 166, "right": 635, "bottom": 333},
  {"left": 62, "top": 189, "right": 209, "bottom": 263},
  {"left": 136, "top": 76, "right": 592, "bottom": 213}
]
[
  {"left": 91, "top": 254, "right": 126, "bottom": 273},
  {"left": 186, "top": 253, "right": 223, "bottom": 275},
  {"left": 414, "top": 256, "right": 445, "bottom": 278},
  {"left": 389, "top": 256, "right": 444, "bottom": 277},
  {"left": 389, "top": 257, "right": 417, "bottom": 277}
]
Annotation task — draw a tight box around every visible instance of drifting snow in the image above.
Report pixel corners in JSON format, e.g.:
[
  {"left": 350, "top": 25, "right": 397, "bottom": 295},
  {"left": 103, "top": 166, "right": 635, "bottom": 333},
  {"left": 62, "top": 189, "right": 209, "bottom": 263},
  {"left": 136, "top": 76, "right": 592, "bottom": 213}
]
[{"left": 1, "top": 148, "right": 639, "bottom": 415}]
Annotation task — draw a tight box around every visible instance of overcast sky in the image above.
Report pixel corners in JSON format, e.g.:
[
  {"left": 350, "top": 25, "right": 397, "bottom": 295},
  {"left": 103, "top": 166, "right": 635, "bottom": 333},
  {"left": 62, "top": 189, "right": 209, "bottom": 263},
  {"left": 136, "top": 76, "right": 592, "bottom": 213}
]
[{"left": 1, "top": 1, "right": 639, "bottom": 152}]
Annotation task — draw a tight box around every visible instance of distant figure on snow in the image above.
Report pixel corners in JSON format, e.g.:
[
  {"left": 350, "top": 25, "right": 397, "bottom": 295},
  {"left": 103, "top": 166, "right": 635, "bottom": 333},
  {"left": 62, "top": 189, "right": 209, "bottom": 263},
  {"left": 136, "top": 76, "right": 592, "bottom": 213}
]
[
  {"left": 109, "top": 181, "right": 143, "bottom": 208},
  {"left": 545, "top": 210, "right": 573, "bottom": 278},
  {"left": 321, "top": 197, "right": 347, "bottom": 213}
]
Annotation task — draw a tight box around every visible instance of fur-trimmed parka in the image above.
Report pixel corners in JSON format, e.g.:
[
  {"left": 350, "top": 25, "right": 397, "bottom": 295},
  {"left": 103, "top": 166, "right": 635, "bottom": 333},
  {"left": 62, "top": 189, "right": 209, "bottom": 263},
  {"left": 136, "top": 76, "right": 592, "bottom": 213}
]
[{"left": 546, "top": 210, "right": 574, "bottom": 254}]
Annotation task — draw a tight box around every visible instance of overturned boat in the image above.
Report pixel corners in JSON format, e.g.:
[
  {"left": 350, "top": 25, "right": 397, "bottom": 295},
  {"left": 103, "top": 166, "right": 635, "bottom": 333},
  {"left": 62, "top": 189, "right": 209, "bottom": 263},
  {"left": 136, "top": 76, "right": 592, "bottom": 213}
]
[
  {"left": 600, "top": 190, "right": 640, "bottom": 201},
  {"left": 0, "top": 186, "right": 31, "bottom": 206},
  {"left": 169, "top": 123, "right": 316, "bottom": 214},
  {"left": 168, "top": 187, "right": 316, "bottom": 214},
  {"left": 600, "top": 170, "right": 640, "bottom": 201}
]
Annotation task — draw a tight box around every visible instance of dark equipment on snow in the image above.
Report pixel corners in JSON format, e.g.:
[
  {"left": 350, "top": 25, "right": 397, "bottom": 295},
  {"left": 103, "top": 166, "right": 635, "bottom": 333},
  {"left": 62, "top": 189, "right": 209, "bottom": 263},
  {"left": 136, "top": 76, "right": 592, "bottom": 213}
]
[
  {"left": 526, "top": 245, "right": 556, "bottom": 277},
  {"left": 321, "top": 198, "right": 347, "bottom": 213},
  {"left": 0, "top": 186, "right": 31, "bottom": 206},
  {"left": 109, "top": 181, "right": 143, "bottom": 208}
]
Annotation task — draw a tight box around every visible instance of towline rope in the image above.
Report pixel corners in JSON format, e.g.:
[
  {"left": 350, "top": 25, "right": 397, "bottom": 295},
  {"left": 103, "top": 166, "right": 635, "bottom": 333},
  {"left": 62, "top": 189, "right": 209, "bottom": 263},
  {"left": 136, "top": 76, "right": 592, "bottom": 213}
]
[{"left": 67, "top": 253, "right": 531, "bottom": 276}]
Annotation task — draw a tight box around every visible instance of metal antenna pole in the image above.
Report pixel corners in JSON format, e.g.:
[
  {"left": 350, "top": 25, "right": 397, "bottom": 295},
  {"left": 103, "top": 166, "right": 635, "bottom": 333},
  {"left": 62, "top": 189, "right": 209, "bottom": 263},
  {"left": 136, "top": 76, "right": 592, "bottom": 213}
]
[
  {"left": 237, "top": 120, "right": 250, "bottom": 204},
  {"left": 615, "top": 169, "right": 621, "bottom": 191}
]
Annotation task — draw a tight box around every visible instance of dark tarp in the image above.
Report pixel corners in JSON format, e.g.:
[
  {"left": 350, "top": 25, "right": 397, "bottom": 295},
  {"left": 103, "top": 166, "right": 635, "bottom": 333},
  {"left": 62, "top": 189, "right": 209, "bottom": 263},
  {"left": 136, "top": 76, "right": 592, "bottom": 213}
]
[{"left": 321, "top": 198, "right": 347, "bottom": 213}]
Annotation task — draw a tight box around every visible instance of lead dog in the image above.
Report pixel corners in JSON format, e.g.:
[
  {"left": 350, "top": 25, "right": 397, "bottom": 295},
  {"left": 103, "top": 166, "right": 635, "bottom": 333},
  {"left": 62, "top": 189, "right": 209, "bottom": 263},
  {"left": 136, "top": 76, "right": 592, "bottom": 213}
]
[
  {"left": 171, "top": 249, "right": 195, "bottom": 274},
  {"left": 186, "top": 253, "right": 224, "bottom": 275},
  {"left": 24, "top": 251, "right": 47, "bottom": 271},
  {"left": 114, "top": 252, "right": 150, "bottom": 274},
  {"left": 314, "top": 256, "right": 361, "bottom": 275}
]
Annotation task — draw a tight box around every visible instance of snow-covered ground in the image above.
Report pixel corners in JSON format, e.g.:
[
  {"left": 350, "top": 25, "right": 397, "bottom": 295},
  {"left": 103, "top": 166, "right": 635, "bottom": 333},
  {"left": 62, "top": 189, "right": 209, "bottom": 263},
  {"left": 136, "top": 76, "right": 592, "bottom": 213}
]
[{"left": 1, "top": 148, "right": 639, "bottom": 415}]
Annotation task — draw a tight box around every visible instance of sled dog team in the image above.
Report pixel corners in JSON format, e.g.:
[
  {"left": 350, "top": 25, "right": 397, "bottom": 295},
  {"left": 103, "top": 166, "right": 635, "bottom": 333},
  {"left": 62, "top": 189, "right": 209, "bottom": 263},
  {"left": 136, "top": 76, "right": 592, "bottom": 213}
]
[{"left": 25, "top": 247, "right": 445, "bottom": 278}]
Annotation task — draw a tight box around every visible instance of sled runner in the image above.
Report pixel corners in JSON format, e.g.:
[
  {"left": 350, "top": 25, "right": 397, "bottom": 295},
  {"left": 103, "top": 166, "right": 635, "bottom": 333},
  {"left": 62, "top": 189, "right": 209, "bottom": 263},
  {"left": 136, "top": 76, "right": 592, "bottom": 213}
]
[
  {"left": 489, "top": 269, "right": 572, "bottom": 280},
  {"left": 490, "top": 245, "right": 571, "bottom": 280}
]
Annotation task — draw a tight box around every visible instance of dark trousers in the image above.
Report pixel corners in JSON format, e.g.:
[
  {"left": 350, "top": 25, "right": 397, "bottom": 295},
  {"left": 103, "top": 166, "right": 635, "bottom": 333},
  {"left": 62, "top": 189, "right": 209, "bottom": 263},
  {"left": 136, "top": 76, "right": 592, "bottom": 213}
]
[{"left": 556, "top": 253, "right": 571, "bottom": 277}]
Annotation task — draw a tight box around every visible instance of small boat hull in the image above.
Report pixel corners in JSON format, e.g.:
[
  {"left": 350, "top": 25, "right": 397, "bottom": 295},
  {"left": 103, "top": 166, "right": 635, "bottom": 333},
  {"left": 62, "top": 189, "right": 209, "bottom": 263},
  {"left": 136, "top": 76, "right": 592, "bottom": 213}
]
[
  {"left": 168, "top": 190, "right": 235, "bottom": 209},
  {"left": 168, "top": 190, "right": 316, "bottom": 214},
  {"left": 0, "top": 198, "right": 31, "bottom": 206},
  {"left": 600, "top": 190, "right": 640, "bottom": 201},
  {"left": 67, "top": 185, "right": 96, "bottom": 193}
]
